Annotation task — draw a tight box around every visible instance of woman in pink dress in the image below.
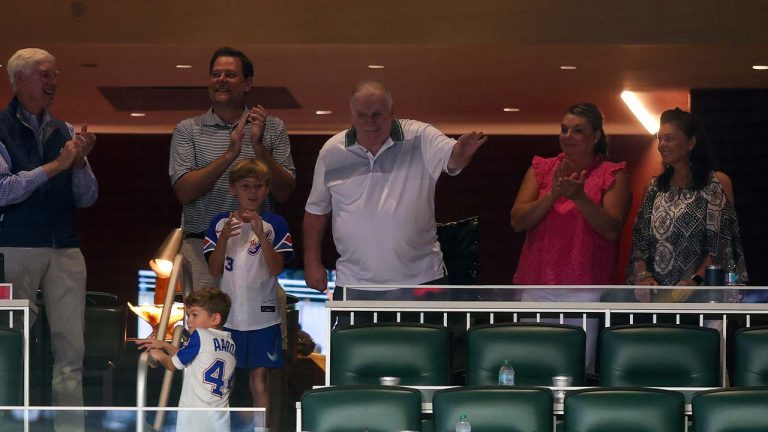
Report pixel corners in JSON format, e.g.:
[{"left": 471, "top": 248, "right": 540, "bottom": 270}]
[{"left": 510, "top": 103, "right": 632, "bottom": 370}]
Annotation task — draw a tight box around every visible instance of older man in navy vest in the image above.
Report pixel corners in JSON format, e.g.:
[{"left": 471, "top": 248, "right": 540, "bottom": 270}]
[{"left": 0, "top": 48, "right": 97, "bottom": 432}]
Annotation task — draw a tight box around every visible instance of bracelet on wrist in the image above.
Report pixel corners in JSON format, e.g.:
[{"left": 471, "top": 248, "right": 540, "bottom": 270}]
[
  {"left": 689, "top": 274, "right": 704, "bottom": 285},
  {"left": 633, "top": 271, "right": 652, "bottom": 282}
]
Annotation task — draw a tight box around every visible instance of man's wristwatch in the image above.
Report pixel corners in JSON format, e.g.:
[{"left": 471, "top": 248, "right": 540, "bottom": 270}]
[{"left": 690, "top": 274, "right": 704, "bottom": 285}]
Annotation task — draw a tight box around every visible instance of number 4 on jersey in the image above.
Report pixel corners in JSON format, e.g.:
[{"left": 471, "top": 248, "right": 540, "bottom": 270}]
[{"left": 203, "top": 358, "right": 231, "bottom": 397}]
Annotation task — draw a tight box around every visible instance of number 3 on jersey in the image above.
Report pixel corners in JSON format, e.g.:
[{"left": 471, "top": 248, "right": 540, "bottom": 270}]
[
  {"left": 203, "top": 359, "right": 231, "bottom": 397},
  {"left": 224, "top": 256, "right": 234, "bottom": 272}
]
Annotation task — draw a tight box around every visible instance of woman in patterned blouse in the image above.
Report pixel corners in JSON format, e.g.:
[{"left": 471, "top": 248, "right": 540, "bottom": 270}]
[{"left": 628, "top": 108, "right": 746, "bottom": 302}]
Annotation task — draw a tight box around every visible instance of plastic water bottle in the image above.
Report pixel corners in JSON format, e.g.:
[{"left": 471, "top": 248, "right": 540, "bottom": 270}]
[
  {"left": 455, "top": 414, "right": 471, "bottom": 432},
  {"left": 498, "top": 359, "right": 515, "bottom": 385},
  {"left": 725, "top": 258, "right": 742, "bottom": 303},
  {"left": 726, "top": 258, "right": 739, "bottom": 286}
]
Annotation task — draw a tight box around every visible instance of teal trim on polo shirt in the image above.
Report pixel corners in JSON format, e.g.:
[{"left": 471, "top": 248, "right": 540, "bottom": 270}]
[{"left": 344, "top": 119, "right": 404, "bottom": 148}]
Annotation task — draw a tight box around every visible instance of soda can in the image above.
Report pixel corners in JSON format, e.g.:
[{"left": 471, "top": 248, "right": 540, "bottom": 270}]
[{"left": 705, "top": 265, "right": 724, "bottom": 286}]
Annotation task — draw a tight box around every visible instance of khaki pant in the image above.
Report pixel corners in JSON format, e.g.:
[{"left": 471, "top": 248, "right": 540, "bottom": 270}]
[{"left": 1, "top": 247, "right": 85, "bottom": 432}]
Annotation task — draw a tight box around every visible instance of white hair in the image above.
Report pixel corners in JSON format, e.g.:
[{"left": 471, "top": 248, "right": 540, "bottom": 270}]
[
  {"left": 350, "top": 80, "right": 393, "bottom": 111},
  {"left": 7, "top": 48, "right": 55, "bottom": 93}
]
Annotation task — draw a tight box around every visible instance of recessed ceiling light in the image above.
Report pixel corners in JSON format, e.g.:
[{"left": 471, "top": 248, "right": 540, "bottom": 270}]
[
  {"left": 752, "top": 65, "right": 768, "bottom": 70},
  {"left": 130, "top": 113, "right": 147, "bottom": 117},
  {"left": 503, "top": 108, "right": 520, "bottom": 112},
  {"left": 559, "top": 65, "right": 577, "bottom": 70},
  {"left": 176, "top": 64, "right": 193, "bottom": 69},
  {"left": 367, "top": 65, "right": 385, "bottom": 69},
  {"left": 315, "top": 110, "right": 333, "bottom": 115},
  {"left": 621, "top": 91, "right": 659, "bottom": 134}
]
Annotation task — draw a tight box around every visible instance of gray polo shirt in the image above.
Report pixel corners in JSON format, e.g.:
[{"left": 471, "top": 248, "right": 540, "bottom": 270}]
[{"left": 169, "top": 108, "right": 295, "bottom": 234}]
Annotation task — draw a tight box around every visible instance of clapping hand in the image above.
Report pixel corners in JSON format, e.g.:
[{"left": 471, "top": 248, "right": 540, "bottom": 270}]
[
  {"left": 248, "top": 105, "right": 268, "bottom": 158},
  {"left": 72, "top": 124, "right": 95, "bottom": 169},
  {"left": 220, "top": 212, "right": 242, "bottom": 240},
  {"left": 240, "top": 209, "right": 265, "bottom": 239},
  {"left": 57, "top": 139, "right": 80, "bottom": 169},
  {"left": 554, "top": 165, "right": 587, "bottom": 200},
  {"left": 227, "top": 113, "right": 248, "bottom": 160}
]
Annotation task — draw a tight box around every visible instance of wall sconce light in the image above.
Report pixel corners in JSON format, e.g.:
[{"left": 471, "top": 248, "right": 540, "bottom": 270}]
[
  {"left": 621, "top": 90, "right": 660, "bottom": 134},
  {"left": 131, "top": 228, "right": 186, "bottom": 338},
  {"left": 149, "top": 228, "right": 183, "bottom": 278}
]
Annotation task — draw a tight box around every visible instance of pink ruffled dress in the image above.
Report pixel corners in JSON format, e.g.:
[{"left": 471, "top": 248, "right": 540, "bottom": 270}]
[{"left": 514, "top": 153, "right": 626, "bottom": 302}]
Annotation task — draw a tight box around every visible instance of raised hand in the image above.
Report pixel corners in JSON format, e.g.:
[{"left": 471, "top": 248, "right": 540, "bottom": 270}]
[
  {"left": 556, "top": 169, "right": 587, "bottom": 200},
  {"left": 248, "top": 105, "right": 269, "bottom": 159},
  {"left": 72, "top": 124, "right": 96, "bottom": 168},
  {"left": 448, "top": 131, "right": 487, "bottom": 171},
  {"left": 241, "top": 209, "right": 265, "bottom": 239},
  {"left": 251, "top": 212, "right": 265, "bottom": 239},
  {"left": 456, "top": 131, "right": 487, "bottom": 155},
  {"left": 227, "top": 113, "right": 248, "bottom": 160},
  {"left": 248, "top": 105, "right": 267, "bottom": 142},
  {"left": 57, "top": 139, "right": 80, "bottom": 169},
  {"left": 550, "top": 160, "right": 565, "bottom": 198},
  {"left": 221, "top": 212, "right": 242, "bottom": 240}
]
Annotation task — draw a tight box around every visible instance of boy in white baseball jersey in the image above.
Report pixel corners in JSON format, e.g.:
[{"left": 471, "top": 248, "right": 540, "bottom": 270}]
[
  {"left": 203, "top": 159, "right": 293, "bottom": 428},
  {"left": 137, "top": 287, "right": 236, "bottom": 432}
]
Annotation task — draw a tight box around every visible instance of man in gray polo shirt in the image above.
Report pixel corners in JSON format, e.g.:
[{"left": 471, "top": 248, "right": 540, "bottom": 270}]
[
  {"left": 169, "top": 47, "right": 296, "bottom": 291},
  {"left": 303, "top": 80, "right": 486, "bottom": 297}
]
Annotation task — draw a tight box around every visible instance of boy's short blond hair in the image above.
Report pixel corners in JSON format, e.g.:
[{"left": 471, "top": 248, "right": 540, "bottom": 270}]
[
  {"left": 229, "top": 159, "right": 270, "bottom": 186},
  {"left": 184, "top": 287, "right": 232, "bottom": 326}
]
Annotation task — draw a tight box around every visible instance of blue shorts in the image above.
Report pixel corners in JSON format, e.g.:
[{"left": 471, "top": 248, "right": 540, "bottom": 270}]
[{"left": 225, "top": 324, "right": 283, "bottom": 369}]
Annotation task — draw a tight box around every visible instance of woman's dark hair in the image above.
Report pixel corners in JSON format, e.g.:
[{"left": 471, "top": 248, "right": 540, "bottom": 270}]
[
  {"left": 657, "top": 108, "right": 715, "bottom": 191},
  {"left": 565, "top": 103, "right": 608, "bottom": 156}
]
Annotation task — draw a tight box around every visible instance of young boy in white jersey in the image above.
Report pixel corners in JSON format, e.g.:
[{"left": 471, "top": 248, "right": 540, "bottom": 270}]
[
  {"left": 137, "top": 287, "right": 236, "bottom": 432},
  {"left": 203, "top": 159, "right": 293, "bottom": 430}
]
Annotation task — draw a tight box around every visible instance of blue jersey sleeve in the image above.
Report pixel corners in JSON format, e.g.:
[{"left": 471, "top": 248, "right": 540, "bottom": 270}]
[
  {"left": 203, "top": 211, "right": 230, "bottom": 257},
  {"left": 174, "top": 329, "right": 201, "bottom": 367},
  {"left": 263, "top": 213, "right": 294, "bottom": 262}
]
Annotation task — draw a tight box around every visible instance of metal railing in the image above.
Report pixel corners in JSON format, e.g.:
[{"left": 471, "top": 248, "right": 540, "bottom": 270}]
[
  {"left": 325, "top": 285, "right": 768, "bottom": 387},
  {"left": 135, "top": 253, "right": 191, "bottom": 432}
]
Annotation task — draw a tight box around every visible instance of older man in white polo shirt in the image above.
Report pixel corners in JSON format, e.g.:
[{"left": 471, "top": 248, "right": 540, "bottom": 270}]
[{"left": 303, "top": 81, "right": 486, "bottom": 298}]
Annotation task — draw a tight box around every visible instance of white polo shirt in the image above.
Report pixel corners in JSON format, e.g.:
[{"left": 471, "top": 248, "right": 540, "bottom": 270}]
[{"left": 305, "top": 119, "right": 458, "bottom": 287}]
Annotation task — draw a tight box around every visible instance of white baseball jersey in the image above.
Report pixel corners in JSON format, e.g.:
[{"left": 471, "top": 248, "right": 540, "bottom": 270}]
[
  {"left": 172, "top": 327, "right": 237, "bottom": 432},
  {"left": 203, "top": 211, "right": 294, "bottom": 330}
]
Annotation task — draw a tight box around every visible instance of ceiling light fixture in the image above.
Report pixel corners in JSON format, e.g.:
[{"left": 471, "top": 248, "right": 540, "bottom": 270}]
[
  {"left": 621, "top": 91, "right": 659, "bottom": 134},
  {"left": 176, "top": 64, "right": 193, "bottom": 69},
  {"left": 752, "top": 65, "right": 768, "bottom": 70},
  {"left": 315, "top": 110, "right": 332, "bottom": 115},
  {"left": 130, "top": 113, "right": 147, "bottom": 117},
  {"left": 503, "top": 108, "right": 520, "bottom": 112},
  {"left": 367, "top": 65, "right": 385, "bottom": 69},
  {"left": 559, "top": 65, "right": 577, "bottom": 70}
]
